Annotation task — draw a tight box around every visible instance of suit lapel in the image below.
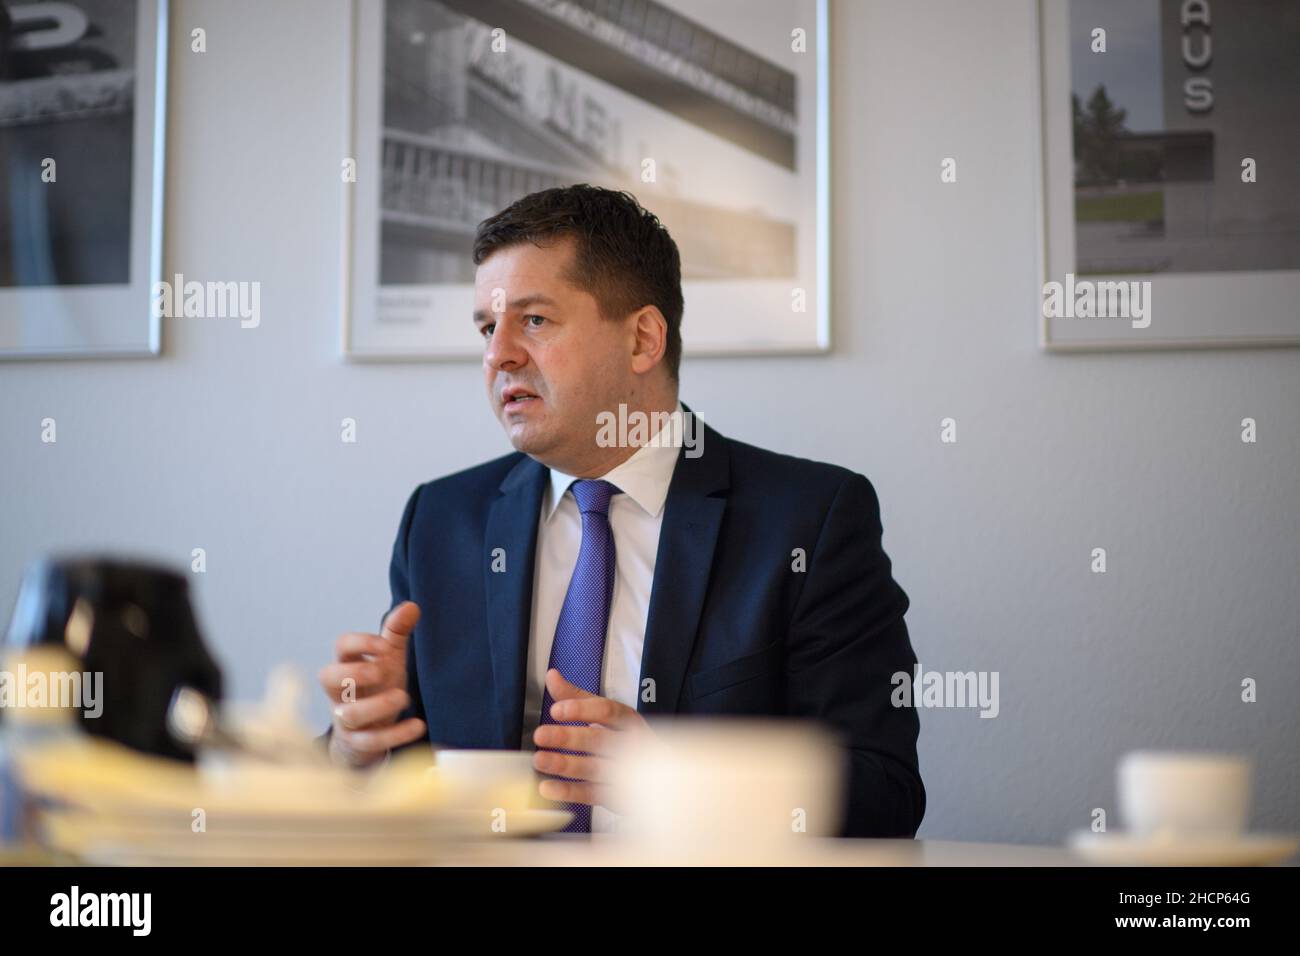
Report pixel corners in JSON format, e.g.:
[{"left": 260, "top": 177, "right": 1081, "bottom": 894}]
[
  {"left": 639, "top": 413, "right": 730, "bottom": 715},
  {"left": 483, "top": 454, "right": 547, "bottom": 748}
]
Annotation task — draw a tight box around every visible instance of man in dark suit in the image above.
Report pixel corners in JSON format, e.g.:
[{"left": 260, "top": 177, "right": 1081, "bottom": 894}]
[{"left": 318, "top": 185, "right": 924, "bottom": 838}]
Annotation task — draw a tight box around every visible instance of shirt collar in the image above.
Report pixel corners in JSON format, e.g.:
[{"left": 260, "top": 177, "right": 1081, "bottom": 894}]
[{"left": 544, "top": 402, "right": 684, "bottom": 522}]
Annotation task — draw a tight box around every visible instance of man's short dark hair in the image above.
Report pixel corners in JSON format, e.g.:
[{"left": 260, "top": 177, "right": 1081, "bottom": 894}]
[{"left": 473, "top": 184, "right": 684, "bottom": 381}]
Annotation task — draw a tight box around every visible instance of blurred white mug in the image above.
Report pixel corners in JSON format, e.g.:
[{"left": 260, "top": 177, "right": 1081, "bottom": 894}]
[
  {"left": 606, "top": 718, "right": 844, "bottom": 861},
  {"left": 1118, "top": 751, "right": 1252, "bottom": 837},
  {"left": 433, "top": 749, "right": 538, "bottom": 811}
]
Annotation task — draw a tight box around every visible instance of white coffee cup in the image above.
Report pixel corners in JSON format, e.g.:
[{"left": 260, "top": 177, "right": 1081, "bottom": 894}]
[
  {"left": 1118, "top": 751, "right": 1252, "bottom": 837},
  {"left": 606, "top": 718, "right": 844, "bottom": 861},
  {"left": 433, "top": 749, "right": 539, "bottom": 811}
]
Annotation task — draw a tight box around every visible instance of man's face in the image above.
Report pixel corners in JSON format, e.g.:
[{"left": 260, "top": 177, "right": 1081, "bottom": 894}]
[{"left": 474, "top": 237, "right": 636, "bottom": 471}]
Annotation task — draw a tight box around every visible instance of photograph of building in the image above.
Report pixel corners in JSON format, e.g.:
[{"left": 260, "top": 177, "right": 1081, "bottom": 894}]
[
  {"left": 0, "top": 0, "right": 138, "bottom": 287},
  {"left": 378, "top": 0, "right": 805, "bottom": 288},
  {"left": 1069, "top": 0, "right": 1299, "bottom": 275}
]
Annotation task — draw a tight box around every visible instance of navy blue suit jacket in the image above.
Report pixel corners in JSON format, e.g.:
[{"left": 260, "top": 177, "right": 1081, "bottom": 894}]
[{"left": 382, "top": 409, "right": 925, "bottom": 838}]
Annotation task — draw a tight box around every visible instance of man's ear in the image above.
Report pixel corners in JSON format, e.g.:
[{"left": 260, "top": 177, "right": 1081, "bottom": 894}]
[{"left": 629, "top": 305, "right": 668, "bottom": 375}]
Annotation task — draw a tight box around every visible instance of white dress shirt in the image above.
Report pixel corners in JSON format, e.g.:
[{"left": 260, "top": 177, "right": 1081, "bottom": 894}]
[{"left": 521, "top": 403, "right": 683, "bottom": 833}]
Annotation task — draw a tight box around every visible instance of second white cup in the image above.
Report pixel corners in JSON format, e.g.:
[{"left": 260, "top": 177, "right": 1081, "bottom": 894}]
[{"left": 1118, "top": 751, "right": 1252, "bottom": 837}]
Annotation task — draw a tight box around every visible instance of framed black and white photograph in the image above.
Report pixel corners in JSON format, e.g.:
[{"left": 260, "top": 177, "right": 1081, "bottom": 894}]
[
  {"left": 0, "top": 0, "right": 168, "bottom": 359},
  {"left": 343, "top": 0, "right": 830, "bottom": 360},
  {"left": 1036, "top": 0, "right": 1300, "bottom": 350}
]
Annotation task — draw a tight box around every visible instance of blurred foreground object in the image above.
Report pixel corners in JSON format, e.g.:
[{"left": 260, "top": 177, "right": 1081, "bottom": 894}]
[
  {"left": 607, "top": 718, "right": 845, "bottom": 864},
  {"left": 3, "top": 556, "right": 223, "bottom": 759}
]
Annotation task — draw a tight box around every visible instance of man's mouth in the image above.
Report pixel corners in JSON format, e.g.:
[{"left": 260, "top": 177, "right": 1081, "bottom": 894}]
[{"left": 502, "top": 387, "right": 540, "bottom": 411}]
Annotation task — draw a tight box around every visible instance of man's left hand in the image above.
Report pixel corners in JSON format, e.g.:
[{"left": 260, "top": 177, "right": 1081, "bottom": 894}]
[{"left": 532, "top": 668, "right": 655, "bottom": 813}]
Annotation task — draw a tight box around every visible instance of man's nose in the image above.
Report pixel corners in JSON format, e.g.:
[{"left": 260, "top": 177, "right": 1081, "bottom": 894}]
[{"left": 484, "top": 317, "right": 526, "bottom": 371}]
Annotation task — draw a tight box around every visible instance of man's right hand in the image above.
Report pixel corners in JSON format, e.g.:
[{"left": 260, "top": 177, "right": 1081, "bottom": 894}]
[{"left": 318, "top": 600, "right": 428, "bottom": 768}]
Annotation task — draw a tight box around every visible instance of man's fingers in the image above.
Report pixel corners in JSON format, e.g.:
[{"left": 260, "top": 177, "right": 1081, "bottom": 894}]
[
  {"left": 544, "top": 667, "right": 597, "bottom": 703},
  {"left": 334, "top": 631, "right": 390, "bottom": 662},
  {"left": 538, "top": 778, "right": 602, "bottom": 808},
  {"left": 333, "top": 688, "right": 409, "bottom": 730},
  {"left": 532, "top": 723, "right": 613, "bottom": 756},
  {"left": 533, "top": 749, "right": 612, "bottom": 785},
  {"left": 317, "top": 661, "right": 387, "bottom": 702},
  {"left": 548, "top": 694, "right": 638, "bottom": 729},
  {"left": 321, "top": 604, "right": 421, "bottom": 769},
  {"left": 338, "top": 717, "right": 427, "bottom": 756},
  {"left": 380, "top": 601, "right": 421, "bottom": 650}
]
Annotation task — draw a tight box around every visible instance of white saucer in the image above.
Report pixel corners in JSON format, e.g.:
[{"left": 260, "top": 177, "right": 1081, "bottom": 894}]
[
  {"left": 40, "top": 806, "right": 572, "bottom": 866},
  {"left": 77, "top": 837, "right": 449, "bottom": 867},
  {"left": 1067, "top": 830, "right": 1300, "bottom": 866},
  {"left": 437, "top": 808, "right": 573, "bottom": 839}
]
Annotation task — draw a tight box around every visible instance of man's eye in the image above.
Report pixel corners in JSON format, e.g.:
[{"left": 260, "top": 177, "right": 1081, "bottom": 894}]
[
  {"left": 525, "top": 314, "right": 546, "bottom": 327},
  {"left": 480, "top": 323, "right": 495, "bottom": 339}
]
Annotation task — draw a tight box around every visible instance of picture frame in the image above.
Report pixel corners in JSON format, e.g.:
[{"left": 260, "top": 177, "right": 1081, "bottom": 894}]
[
  {"left": 342, "top": 0, "right": 830, "bottom": 360},
  {"left": 1035, "top": 0, "right": 1300, "bottom": 351},
  {"left": 0, "top": 0, "right": 168, "bottom": 359}
]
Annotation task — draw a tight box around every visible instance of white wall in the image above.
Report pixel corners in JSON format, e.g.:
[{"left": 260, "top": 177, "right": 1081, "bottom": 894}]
[{"left": 2, "top": 0, "right": 1296, "bottom": 844}]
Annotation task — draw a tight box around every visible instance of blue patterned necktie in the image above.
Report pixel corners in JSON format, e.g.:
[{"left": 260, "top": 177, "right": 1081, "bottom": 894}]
[{"left": 539, "top": 478, "right": 621, "bottom": 833}]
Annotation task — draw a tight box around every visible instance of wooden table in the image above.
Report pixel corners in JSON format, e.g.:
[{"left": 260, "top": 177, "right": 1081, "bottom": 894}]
[
  {"left": 5, "top": 837, "right": 1294, "bottom": 867},
  {"left": 436, "top": 836, "right": 1090, "bottom": 867}
]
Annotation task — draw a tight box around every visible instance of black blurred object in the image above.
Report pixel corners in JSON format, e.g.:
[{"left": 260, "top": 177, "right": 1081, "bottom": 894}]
[{"left": 2, "top": 557, "right": 224, "bottom": 761}]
